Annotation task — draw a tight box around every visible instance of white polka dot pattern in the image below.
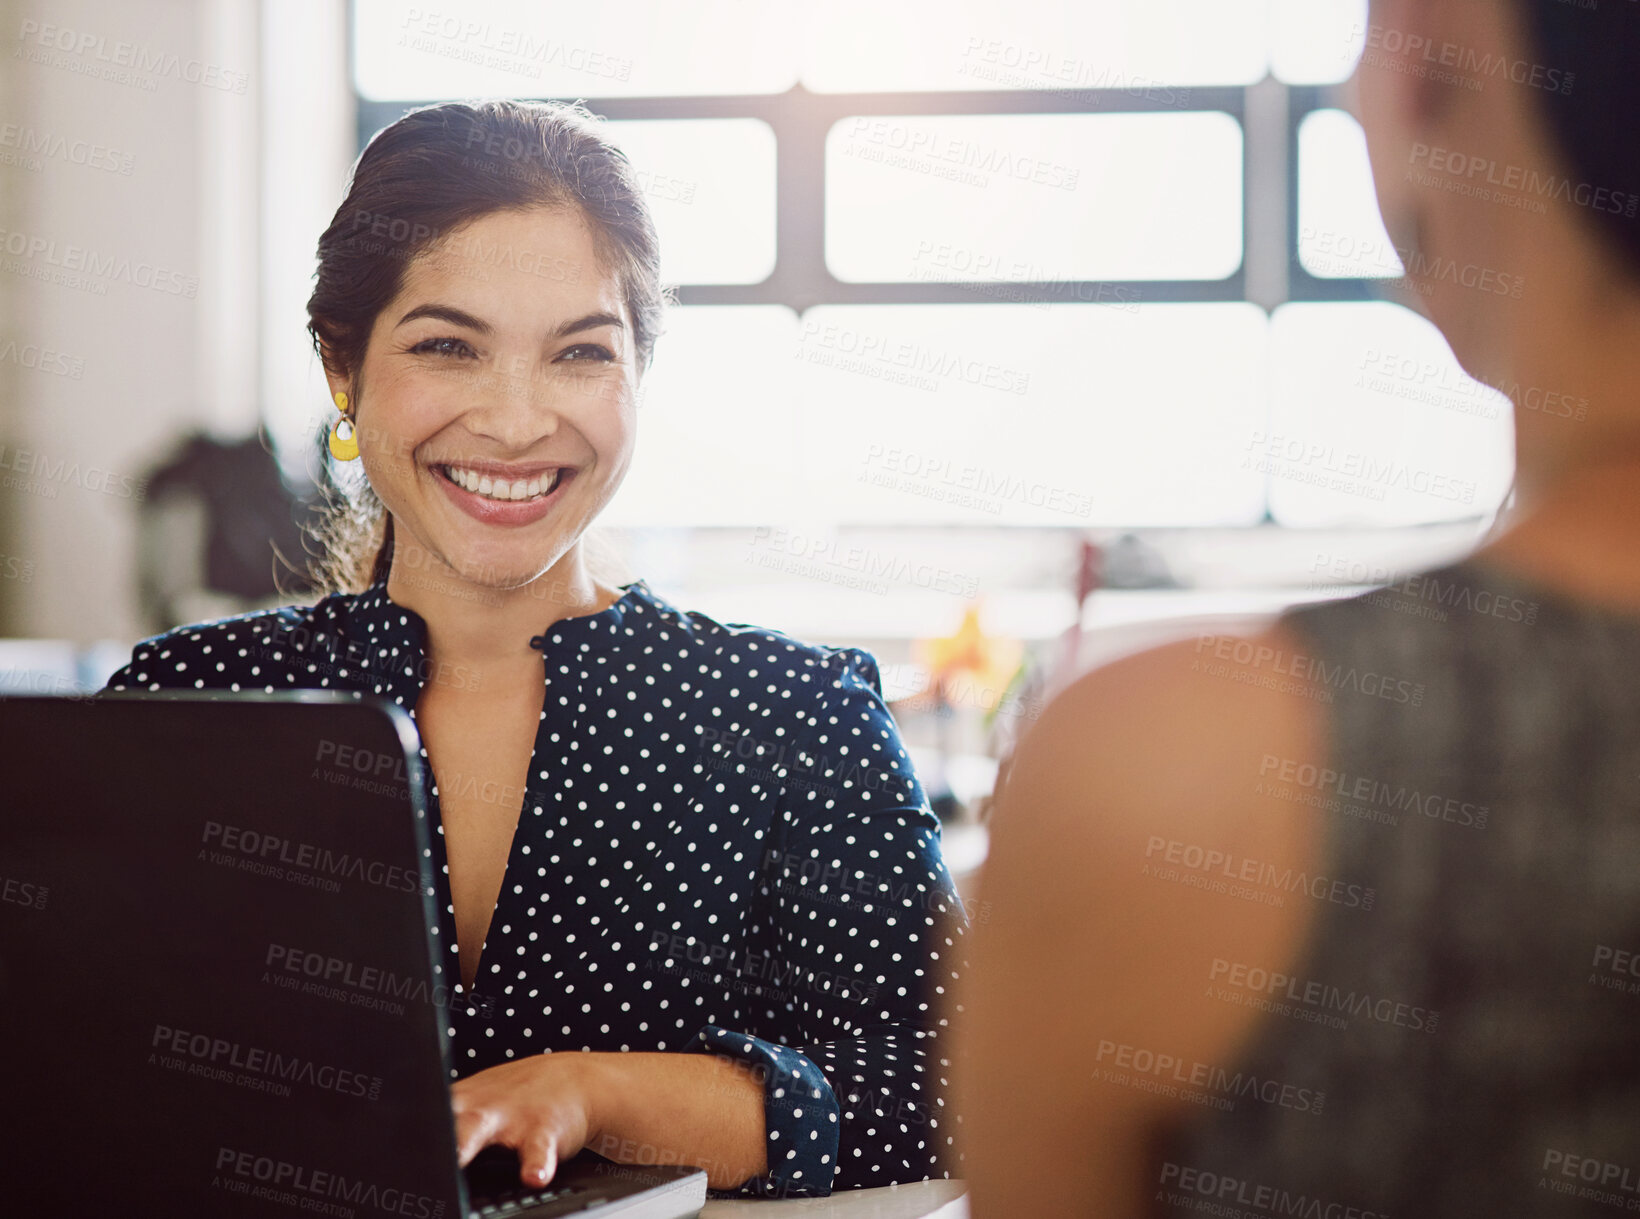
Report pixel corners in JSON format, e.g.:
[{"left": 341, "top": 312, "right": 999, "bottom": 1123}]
[{"left": 102, "top": 577, "right": 968, "bottom": 1196}]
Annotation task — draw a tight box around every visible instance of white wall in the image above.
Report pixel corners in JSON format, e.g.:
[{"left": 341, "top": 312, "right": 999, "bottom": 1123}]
[{"left": 0, "top": 0, "right": 351, "bottom": 642}]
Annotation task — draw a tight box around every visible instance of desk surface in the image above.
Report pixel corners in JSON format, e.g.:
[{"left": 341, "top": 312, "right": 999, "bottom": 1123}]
[{"left": 702, "top": 1180, "right": 967, "bottom": 1218}]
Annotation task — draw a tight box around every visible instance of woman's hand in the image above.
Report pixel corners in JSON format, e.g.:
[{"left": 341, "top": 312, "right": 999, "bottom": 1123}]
[
  {"left": 451, "top": 1050, "right": 769, "bottom": 1192},
  {"left": 451, "top": 1051, "right": 603, "bottom": 1187}
]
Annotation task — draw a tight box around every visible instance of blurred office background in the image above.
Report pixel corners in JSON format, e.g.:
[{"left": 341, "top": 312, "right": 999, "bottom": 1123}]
[{"left": 0, "top": 0, "right": 1514, "bottom": 872}]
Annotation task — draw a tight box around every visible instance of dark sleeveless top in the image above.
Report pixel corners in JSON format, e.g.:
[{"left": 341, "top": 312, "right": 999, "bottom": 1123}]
[{"left": 1152, "top": 559, "right": 1640, "bottom": 1218}]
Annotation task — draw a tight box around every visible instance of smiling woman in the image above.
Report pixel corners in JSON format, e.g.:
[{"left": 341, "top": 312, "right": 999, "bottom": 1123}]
[
  {"left": 102, "top": 100, "right": 966, "bottom": 1201},
  {"left": 323, "top": 204, "right": 635, "bottom": 598},
  {"left": 304, "top": 99, "right": 665, "bottom": 596}
]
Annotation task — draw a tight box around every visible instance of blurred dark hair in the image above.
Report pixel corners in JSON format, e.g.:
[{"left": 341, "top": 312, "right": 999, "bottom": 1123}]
[
  {"left": 303, "top": 99, "right": 665, "bottom": 595},
  {"left": 1512, "top": 0, "right": 1640, "bottom": 280}
]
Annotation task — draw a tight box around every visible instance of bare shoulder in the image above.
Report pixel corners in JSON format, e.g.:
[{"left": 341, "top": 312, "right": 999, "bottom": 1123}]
[
  {"left": 976, "top": 618, "right": 1334, "bottom": 1004},
  {"left": 957, "top": 620, "right": 1336, "bottom": 1213},
  {"left": 994, "top": 619, "right": 1329, "bottom": 852}
]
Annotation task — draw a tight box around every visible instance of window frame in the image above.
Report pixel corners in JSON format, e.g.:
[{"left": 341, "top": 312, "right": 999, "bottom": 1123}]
[
  {"left": 356, "top": 80, "right": 1370, "bottom": 310},
  {"left": 355, "top": 52, "right": 1390, "bottom": 528}
]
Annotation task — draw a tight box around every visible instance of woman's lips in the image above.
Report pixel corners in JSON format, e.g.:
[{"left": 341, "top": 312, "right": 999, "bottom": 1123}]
[{"left": 431, "top": 462, "right": 575, "bottom": 526}]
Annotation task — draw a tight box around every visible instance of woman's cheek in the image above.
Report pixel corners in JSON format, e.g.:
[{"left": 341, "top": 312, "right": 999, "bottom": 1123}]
[
  {"left": 355, "top": 394, "right": 439, "bottom": 491},
  {"left": 570, "top": 377, "right": 639, "bottom": 454}
]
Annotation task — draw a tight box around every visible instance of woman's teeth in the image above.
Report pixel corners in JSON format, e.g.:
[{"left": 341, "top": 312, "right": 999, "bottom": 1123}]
[{"left": 442, "top": 465, "right": 562, "bottom": 502}]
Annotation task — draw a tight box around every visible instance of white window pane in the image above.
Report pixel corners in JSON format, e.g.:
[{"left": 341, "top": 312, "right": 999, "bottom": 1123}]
[
  {"left": 1267, "top": 303, "right": 1514, "bottom": 526},
  {"left": 795, "top": 304, "right": 1269, "bottom": 527},
  {"left": 803, "top": 0, "right": 1268, "bottom": 92},
  {"left": 1271, "top": 0, "right": 1367, "bottom": 85},
  {"left": 1298, "top": 109, "right": 1403, "bottom": 278},
  {"left": 604, "top": 307, "right": 801, "bottom": 527},
  {"left": 604, "top": 121, "right": 776, "bottom": 286},
  {"left": 354, "top": 0, "right": 798, "bottom": 99},
  {"left": 827, "top": 113, "right": 1244, "bottom": 283}
]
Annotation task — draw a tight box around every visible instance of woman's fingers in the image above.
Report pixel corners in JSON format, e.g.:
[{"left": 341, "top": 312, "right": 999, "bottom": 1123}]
[
  {"left": 454, "top": 1110, "right": 564, "bottom": 1185},
  {"left": 448, "top": 1058, "right": 592, "bottom": 1180},
  {"left": 452, "top": 1105, "right": 502, "bottom": 1168},
  {"left": 519, "top": 1128, "right": 561, "bottom": 1188}
]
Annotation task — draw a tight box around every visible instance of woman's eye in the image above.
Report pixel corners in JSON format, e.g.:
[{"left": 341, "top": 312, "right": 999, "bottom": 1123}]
[
  {"left": 410, "top": 336, "right": 476, "bottom": 358},
  {"left": 558, "top": 343, "right": 615, "bottom": 363}
]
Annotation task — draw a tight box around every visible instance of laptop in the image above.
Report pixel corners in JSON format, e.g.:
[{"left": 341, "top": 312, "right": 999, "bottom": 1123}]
[{"left": 0, "top": 690, "right": 708, "bottom": 1218}]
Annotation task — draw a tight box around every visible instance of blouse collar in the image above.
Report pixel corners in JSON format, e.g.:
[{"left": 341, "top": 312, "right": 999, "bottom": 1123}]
[{"left": 340, "top": 576, "right": 658, "bottom": 705}]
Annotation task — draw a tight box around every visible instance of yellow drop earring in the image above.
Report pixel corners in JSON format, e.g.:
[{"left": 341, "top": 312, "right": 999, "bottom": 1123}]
[{"left": 328, "top": 390, "right": 359, "bottom": 461}]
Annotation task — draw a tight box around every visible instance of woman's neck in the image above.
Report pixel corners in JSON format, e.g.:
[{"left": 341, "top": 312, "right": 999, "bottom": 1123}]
[
  {"left": 1480, "top": 448, "right": 1640, "bottom": 613},
  {"left": 1469, "top": 276, "right": 1640, "bottom": 609},
  {"left": 384, "top": 540, "right": 622, "bottom": 676}
]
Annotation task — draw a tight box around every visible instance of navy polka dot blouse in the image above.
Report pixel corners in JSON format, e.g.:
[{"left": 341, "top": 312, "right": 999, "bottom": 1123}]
[{"left": 103, "top": 577, "right": 968, "bottom": 1197}]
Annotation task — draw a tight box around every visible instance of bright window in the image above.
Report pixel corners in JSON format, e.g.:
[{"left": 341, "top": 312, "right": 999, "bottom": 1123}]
[
  {"left": 353, "top": 0, "right": 800, "bottom": 99},
  {"left": 826, "top": 113, "right": 1244, "bottom": 283},
  {"left": 1268, "top": 303, "right": 1514, "bottom": 526},
  {"left": 1270, "top": 0, "right": 1367, "bottom": 85},
  {"left": 604, "top": 120, "right": 778, "bottom": 286},
  {"left": 1299, "top": 109, "right": 1401, "bottom": 279},
  {"left": 795, "top": 303, "right": 1269, "bottom": 525},
  {"left": 603, "top": 306, "right": 802, "bottom": 526},
  {"left": 800, "top": 0, "right": 1269, "bottom": 92}
]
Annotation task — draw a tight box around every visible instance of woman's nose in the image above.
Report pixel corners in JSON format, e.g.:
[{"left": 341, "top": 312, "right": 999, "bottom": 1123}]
[{"left": 461, "top": 361, "right": 564, "bottom": 444}]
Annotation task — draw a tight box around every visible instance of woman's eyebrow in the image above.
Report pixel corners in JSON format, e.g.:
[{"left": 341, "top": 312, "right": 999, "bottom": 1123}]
[
  {"left": 393, "top": 304, "right": 624, "bottom": 339},
  {"left": 395, "top": 302, "right": 492, "bottom": 334},
  {"left": 554, "top": 311, "right": 626, "bottom": 337}
]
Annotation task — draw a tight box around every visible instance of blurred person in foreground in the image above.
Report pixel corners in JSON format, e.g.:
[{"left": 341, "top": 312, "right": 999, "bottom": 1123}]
[{"left": 956, "top": 0, "right": 1640, "bottom": 1214}]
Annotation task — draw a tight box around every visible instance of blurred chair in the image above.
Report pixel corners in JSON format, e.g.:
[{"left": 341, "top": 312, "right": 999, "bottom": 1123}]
[{"left": 136, "top": 429, "right": 321, "bottom": 636}]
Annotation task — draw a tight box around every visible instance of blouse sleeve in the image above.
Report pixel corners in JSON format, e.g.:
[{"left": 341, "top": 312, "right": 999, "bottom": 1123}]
[
  {"left": 682, "top": 647, "right": 969, "bottom": 1198},
  {"left": 100, "top": 609, "right": 308, "bottom": 694},
  {"left": 102, "top": 634, "right": 183, "bottom": 692}
]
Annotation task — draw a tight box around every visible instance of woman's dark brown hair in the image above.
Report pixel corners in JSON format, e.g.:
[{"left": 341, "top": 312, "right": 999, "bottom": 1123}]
[
  {"left": 303, "top": 99, "right": 665, "bottom": 595},
  {"left": 1511, "top": 0, "right": 1640, "bottom": 280}
]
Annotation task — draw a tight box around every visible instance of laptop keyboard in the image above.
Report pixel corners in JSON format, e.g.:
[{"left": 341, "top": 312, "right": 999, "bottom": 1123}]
[
  {"left": 463, "top": 1145, "right": 602, "bottom": 1216},
  {"left": 467, "top": 1182, "right": 579, "bottom": 1216}
]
